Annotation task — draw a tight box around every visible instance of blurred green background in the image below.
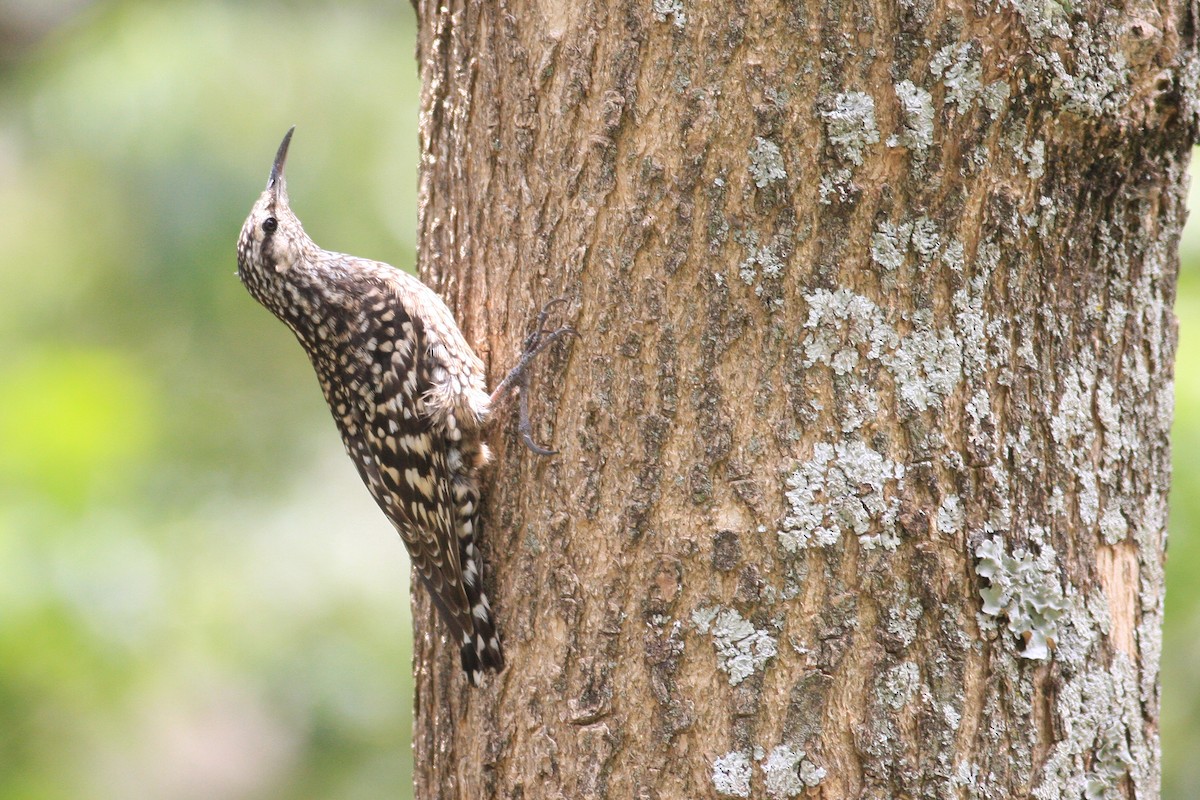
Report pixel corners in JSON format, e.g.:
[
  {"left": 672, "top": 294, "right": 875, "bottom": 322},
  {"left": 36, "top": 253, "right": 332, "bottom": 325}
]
[
  {"left": 0, "top": 1, "right": 1198, "bottom": 798},
  {"left": 0, "top": 1, "right": 418, "bottom": 797}
]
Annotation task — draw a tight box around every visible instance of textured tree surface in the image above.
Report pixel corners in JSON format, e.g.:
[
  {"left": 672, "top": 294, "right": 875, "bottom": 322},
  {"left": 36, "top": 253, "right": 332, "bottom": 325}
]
[{"left": 411, "top": 0, "right": 1197, "bottom": 797}]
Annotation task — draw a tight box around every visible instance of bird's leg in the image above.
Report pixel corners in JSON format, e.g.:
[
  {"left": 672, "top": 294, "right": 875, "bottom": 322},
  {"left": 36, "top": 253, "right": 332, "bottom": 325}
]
[
  {"left": 489, "top": 298, "right": 576, "bottom": 405},
  {"left": 516, "top": 369, "right": 557, "bottom": 456},
  {"left": 490, "top": 297, "right": 577, "bottom": 455}
]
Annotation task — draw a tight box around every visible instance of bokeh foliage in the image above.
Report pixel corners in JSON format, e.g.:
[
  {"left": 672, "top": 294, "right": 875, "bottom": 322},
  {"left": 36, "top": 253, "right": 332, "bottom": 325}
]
[
  {"left": 0, "top": 1, "right": 1198, "bottom": 798},
  {"left": 1, "top": 1, "right": 419, "bottom": 797},
  {"left": 1162, "top": 174, "right": 1200, "bottom": 799}
]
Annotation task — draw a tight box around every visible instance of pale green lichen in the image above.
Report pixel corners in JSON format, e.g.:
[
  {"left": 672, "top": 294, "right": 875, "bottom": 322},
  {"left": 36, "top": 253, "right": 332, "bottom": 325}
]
[
  {"left": 1096, "top": 377, "right": 1124, "bottom": 481},
  {"left": 982, "top": 79, "right": 1011, "bottom": 117},
  {"left": 871, "top": 220, "right": 912, "bottom": 271},
  {"left": 930, "top": 43, "right": 982, "bottom": 112},
  {"left": 713, "top": 751, "right": 752, "bottom": 797},
  {"left": 798, "top": 759, "right": 825, "bottom": 788},
  {"left": 942, "top": 701, "right": 962, "bottom": 731},
  {"left": 890, "top": 80, "right": 934, "bottom": 151},
  {"left": 736, "top": 229, "right": 789, "bottom": 311},
  {"left": 779, "top": 440, "right": 905, "bottom": 551},
  {"left": 1033, "top": 656, "right": 1153, "bottom": 799},
  {"left": 1025, "top": 139, "right": 1047, "bottom": 180},
  {"left": 817, "top": 167, "right": 855, "bottom": 204},
  {"left": 976, "top": 534, "right": 1067, "bottom": 659},
  {"left": 1052, "top": 591, "right": 1115, "bottom": 670},
  {"left": 1078, "top": 472, "right": 1100, "bottom": 527},
  {"left": 1085, "top": 727, "right": 1134, "bottom": 799},
  {"left": 937, "top": 494, "right": 964, "bottom": 535},
  {"left": 1044, "top": 18, "right": 1132, "bottom": 118},
  {"left": 801, "top": 287, "right": 963, "bottom": 416},
  {"left": 801, "top": 288, "right": 895, "bottom": 371},
  {"left": 651, "top": 0, "right": 685, "bottom": 27},
  {"left": 953, "top": 279, "right": 989, "bottom": 378},
  {"left": 1017, "top": 336, "right": 1038, "bottom": 369},
  {"left": 1005, "top": 0, "right": 1071, "bottom": 39},
  {"left": 884, "top": 594, "right": 923, "bottom": 647},
  {"left": 1051, "top": 359, "right": 1100, "bottom": 474},
  {"left": 1137, "top": 610, "right": 1163, "bottom": 706},
  {"left": 884, "top": 327, "right": 963, "bottom": 412},
  {"left": 749, "top": 137, "right": 787, "bottom": 188},
  {"left": 692, "top": 605, "right": 718, "bottom": 632},
  {"left": 909, "top": 217, "right": 941, "bottom": 263},
  {"left": 740, "top": 237, "right": 786, "bottom": 282},
  {"left": 822, "top": 92, "right": 880, "bottom": 165},
  {"left": 1104, "top": 302, "right": 1128, "bottom": 348},
  {"left": 760, "top": 745, "right": 825, "bottom": 797},
  {"left": 878, "top": 661, "right": 920, "bottom": 709},
  {"left": 699, "top": 608, "right": 778, "bottom": 685},
  {"left": 941, "top": 238, "right": 965, "bottom": 272}
]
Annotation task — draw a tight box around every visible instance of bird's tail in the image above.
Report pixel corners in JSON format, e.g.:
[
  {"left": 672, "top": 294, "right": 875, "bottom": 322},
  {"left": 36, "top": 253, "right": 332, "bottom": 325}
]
[
  {"left": 458, "top": 535, "right": 505, "bottom": 686},
  {"left": 414, "top": 563, "right": 504, "bottom": 687}
]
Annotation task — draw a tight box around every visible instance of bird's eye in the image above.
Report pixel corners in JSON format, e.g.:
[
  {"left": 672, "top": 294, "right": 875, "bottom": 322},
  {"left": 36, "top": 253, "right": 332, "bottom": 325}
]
[{"left": 262, "top": 217, "right": 278, "bottom": 234}]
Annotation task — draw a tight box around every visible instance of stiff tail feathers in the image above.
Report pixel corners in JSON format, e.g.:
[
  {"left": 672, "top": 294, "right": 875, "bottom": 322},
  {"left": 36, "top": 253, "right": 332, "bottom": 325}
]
[{"left": 458, "top": 534, "right": 504, "bottom": 685}]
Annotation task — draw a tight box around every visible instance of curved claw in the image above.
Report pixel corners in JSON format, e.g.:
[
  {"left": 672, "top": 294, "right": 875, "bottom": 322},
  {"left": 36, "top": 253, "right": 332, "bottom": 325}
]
[
  {"left": 517, "top": 371, "right": 559, "bottom": 456},
  {"left": 536, "top": 296, "right": 571, "bottom": 320},
  {"left": 520, "top": 431, "right": 559, "bottom": 456}
]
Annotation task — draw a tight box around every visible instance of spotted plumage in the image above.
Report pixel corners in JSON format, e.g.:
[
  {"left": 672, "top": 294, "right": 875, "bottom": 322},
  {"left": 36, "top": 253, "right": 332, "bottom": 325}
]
[{"left": 236, "top": 128, "right": 513, "bottom": 684}]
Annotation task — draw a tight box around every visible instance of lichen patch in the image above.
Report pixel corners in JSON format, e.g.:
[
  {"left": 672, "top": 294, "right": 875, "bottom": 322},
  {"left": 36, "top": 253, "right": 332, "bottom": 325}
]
[
  {"left": 779, "top": 440, "right": 905, "bottom": 551},
  {"left": 975, "top": 534, "right": 1067, "bottom": 660}
]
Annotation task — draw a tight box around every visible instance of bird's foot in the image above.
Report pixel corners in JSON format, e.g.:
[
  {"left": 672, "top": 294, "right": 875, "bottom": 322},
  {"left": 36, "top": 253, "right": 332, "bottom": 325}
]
[{"left": 490, "top": 297, "right": 578, "bottom": 455}]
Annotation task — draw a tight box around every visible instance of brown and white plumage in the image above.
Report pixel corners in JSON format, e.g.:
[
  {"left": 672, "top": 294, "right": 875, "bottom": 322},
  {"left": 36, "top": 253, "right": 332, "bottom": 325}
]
[{"left": 237, "top": 128, "right": 503, "bottom": 683}]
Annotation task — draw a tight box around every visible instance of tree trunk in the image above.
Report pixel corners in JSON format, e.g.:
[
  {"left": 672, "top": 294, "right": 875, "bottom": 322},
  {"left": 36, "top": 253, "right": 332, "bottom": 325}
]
[{"left": 410, "top": 0, "right": 1196, "bottom": 797}]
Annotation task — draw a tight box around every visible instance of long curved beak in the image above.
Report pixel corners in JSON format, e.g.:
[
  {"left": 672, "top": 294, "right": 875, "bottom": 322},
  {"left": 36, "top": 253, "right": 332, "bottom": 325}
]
[{"left": 267, "top": 126, "right": 295, "bottom": 192}]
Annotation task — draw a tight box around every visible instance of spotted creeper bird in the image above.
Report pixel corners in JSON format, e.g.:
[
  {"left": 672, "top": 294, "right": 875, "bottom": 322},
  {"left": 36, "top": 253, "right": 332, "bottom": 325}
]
[{"left": 237, "top": 128, "right": 573, "bottom": 684}]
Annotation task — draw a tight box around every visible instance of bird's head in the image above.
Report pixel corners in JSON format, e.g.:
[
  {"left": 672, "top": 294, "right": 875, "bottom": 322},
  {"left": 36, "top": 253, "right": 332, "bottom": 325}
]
[{"left": 237, "top": 127, "right": 316, "bottom": 291}]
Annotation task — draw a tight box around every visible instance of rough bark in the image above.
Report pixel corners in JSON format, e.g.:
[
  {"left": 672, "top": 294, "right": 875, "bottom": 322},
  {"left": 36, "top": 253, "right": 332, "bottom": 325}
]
[{"left": 410, "top": 0, "right": 1197, "bottom": 797}]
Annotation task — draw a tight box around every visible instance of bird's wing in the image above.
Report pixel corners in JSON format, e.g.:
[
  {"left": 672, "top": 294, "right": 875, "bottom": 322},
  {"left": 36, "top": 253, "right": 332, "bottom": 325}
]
[{"left": 357, "top": 307, "right": 474, "bottom": 641}]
